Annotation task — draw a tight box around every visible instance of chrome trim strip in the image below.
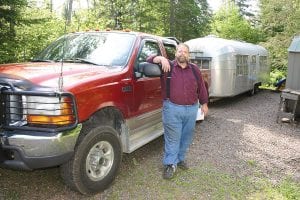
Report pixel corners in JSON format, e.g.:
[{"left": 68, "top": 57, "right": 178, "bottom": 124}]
[{"left": 122, "top": 108, "right": 163, "bottom": 153}]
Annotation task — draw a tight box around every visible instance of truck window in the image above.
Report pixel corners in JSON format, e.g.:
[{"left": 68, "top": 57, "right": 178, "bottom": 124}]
[
  {"left": 35, "top": 32, "right": 135, "bottom": 67},
  {"left": 134, "top": 40, "right": 162, "bottom": 74},
  {"left": 163, "top": 43, "right": 176, "bottom": 60},
  {"left": 137, "top": 41, "right": 161, "bottom": 64}
]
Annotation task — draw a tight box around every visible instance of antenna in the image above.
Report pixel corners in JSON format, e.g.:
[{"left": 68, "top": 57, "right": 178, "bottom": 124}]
[
  {"left": 58, "top": 0, "right": 71, "bottom": 93},
  {"left": 58, "top": 27, "right": 66, "bottom": 92}
]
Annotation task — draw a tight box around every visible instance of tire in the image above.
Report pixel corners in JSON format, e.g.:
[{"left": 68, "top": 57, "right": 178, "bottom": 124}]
[
  {"left": 249, "top": 87, "right": 255, "bottom": 96},
  {"left": 249, "top": 84, "right": 259, "bottom": 96},
  {"left": 60, "top": 126, "right": 122, "bottom": 195}
]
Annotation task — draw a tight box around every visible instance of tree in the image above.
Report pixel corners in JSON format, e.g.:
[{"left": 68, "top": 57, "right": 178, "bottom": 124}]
[
  {"left": 260, "top": 0, "right": 300, "bottom": 72},
  {"left": 235, "top": 0, "right": 254, "bottom": 18},
  {"left": 0, "top": 0, "right": 213, "bottom": 63},
  {"left": 0, "top": 0, "right": 27, "bottom": 37},
  {"left": 211, "top": 3, "right": 263, "bottom": 43},
  {"left": 0, "top": 0, "right": 27, "bottom": 63},
  {"left": 64, "top": 0, "right": 73, "bottom": 25},
  {"left": 15, "top": 7, "right": 65, "bottom": 61},
  {"left": 168, "top": 0, "right": 212, "bottom": 41}
]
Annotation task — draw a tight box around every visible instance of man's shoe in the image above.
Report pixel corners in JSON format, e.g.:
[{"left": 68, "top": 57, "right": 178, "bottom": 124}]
[
  {"left": 177, "top": 161, "right": 189, "bottom": 170},
  {"left": 163, "top": 164, "right": 176, "bottom": 179}
]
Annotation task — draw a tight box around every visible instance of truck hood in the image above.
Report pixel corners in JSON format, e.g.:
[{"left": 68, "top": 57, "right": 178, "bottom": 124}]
[{"left": 0, "top": 62, "right": 121, "bottom": 90}]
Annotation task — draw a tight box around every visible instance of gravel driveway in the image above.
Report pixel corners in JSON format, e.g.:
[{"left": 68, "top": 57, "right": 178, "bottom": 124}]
[
  {"left": 191, "top": 89, "right": 300, "bottom": 182},
  {"left": 0, "top": 89, "right": 299, "bottom": 199}
]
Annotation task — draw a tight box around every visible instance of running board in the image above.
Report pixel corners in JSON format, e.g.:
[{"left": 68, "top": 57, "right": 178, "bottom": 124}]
[{"left": 121, "top": 121, "right": 164, "bottom": 153}]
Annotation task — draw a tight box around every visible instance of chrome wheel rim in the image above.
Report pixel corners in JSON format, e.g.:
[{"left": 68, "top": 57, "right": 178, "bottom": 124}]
[{"left": 86, "top": 141, "right": 114, "bottom": 181}]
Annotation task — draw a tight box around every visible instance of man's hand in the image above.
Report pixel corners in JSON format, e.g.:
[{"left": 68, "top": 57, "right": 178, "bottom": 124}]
[
  {"left": 201, "top": 103, "right": 209, "bottom": 116},
  {"left": 153, "top": 56, "right": 171, "bottom": 72}
]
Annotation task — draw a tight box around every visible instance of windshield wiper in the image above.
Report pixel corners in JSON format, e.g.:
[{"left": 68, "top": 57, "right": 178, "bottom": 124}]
[
  {"left": 31, "top": 59, "right": 54, "bottom": 62},
  {"left": 72, "top": 58, "right": 100, "bottom": 66},
  {"left": 50, "top": 58, "right": 110, "bottom": 66}
]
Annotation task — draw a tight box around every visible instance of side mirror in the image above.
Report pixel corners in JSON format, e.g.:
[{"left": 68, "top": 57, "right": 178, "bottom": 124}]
[{"left": 138, "top": 62, "right": 162, "bottom": 77}]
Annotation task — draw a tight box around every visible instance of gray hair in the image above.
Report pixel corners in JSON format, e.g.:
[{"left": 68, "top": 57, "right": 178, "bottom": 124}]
[{"left": 176, "top": 43, "right": 190, "bottom": 52}]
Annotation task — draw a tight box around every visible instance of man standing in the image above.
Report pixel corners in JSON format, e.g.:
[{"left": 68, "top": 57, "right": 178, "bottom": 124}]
[{"left": 147, "top": 43, "right": 209, "bottom": 179}]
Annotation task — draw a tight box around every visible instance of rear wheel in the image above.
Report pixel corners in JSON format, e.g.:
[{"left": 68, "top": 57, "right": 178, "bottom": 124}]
[
  {"left": 60, "top": 126, "right": 122, "bottom": 195},
  {"left": 249, "top": 84, "right": 260, "bottom": 96}
]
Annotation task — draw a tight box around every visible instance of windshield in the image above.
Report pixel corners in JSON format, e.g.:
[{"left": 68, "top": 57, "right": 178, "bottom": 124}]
[{"left": 34, "top": 32, "right": 136, "bottom": 67}]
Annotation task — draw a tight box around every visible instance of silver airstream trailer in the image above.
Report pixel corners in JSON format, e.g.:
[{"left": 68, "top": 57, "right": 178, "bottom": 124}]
[{"left": 185, "top": 35, "right": 269, "bottom": 98}]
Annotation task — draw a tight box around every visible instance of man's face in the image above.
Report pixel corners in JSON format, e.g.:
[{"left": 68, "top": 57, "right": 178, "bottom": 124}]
[{"left": 175, "top": 45, "right": 190, "bottom": 64}]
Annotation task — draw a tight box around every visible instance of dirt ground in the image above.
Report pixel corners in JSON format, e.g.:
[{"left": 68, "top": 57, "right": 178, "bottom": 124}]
[
  {"left": 0, "top": 89, "right": 299, "bottom": 199},
  {"left": 191, "top": 89, "right": 300, "bottom": 182}
]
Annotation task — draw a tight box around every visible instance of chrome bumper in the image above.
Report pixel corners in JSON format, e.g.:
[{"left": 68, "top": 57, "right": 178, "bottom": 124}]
[{"left": 0, "top": 124, "right": 82, "bottom": 170}]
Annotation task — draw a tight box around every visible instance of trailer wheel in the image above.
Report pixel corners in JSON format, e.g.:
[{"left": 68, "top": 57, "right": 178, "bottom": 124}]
[
  {"left": 60, "top": 126, "right": 122, "bottom": 195},
  {"left": 249, "top": 84, "right": 259, "bottom": 96}
]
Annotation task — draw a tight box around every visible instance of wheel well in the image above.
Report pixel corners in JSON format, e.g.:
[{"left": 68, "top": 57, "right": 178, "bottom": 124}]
[
  {"left": 80, "top": 107, "right": 124, "bottom": 138},
  {"left": 255, "top": 82, "right": 261, "bottom": 87}
]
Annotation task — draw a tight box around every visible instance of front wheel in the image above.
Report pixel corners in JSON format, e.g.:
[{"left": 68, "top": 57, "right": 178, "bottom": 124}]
[{"left": 60, "top": 126, "right": 122, "bottom": 195}]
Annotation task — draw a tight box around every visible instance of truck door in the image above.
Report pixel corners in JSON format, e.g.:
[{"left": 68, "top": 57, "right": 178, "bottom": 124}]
[{"left": 134, "top": 39, "right": 162, "bottom": 111}]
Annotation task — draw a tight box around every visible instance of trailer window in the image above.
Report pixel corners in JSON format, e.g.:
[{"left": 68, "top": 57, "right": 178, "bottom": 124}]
[
  {"left": 251, "top": 55, "right": 256, "bottom": 64},
  {"left": 259, "top": 56, "right": 267, "bottom": 69},
  {"left": 190, "top": 58, "right": 211, "bottom": 69},
  {"left": 190, "top": 52, "right": 211, "bottom": 69},
  {"left": 236, "top": 55, "right": 248, "bottom": 75}
]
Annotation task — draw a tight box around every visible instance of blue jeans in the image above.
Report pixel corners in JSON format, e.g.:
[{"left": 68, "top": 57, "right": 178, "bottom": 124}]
[{"left": 162, "top": 100, "right": 198, "bottom": 166}]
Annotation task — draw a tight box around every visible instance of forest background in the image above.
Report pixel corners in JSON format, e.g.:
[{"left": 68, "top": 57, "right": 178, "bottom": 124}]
[{"left": 1, "top": 0, "right": 300, "bottom": 87}]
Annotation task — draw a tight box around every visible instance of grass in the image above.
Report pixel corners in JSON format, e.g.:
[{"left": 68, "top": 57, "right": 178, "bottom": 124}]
[
  {"left": 1, "top": 161, "right": 299, "bottom": 200},
  {"left": 248, "top": 178, "right": 300, "bottom": 200},
  {"left": 1, "top": 156, "right": 299, "bottom": 200},
  {"left": 106, "top": 161, "right": 300, "bottom": 200}
]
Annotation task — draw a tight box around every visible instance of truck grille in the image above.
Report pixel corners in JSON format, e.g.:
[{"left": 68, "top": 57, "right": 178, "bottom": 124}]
[{"left": 0, "top": 86, "right": 78, "bottom": 132}]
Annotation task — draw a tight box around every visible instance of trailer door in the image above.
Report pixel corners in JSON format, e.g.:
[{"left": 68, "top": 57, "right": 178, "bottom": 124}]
[{"left": 249, "top": 55, "right": 257, "bottom": 87}]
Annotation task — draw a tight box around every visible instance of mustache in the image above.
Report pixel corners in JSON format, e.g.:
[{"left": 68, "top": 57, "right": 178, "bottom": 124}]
[{"left": 177, "top": 56, "right": 189, "bottom": 63}]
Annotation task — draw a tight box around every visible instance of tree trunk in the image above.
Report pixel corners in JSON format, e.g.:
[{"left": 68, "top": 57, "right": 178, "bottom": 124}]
[
  {"left": 66, "top": 0, "right": 74, "bottom": 25},
  {"left": 9, "top": 4, "right": 16, "bottom": 37},
  {"left": 50, "top": 0, "right": 53, "bottom": 13},
  {"left": 169, "top": 0, "right": 175, "bottom": 36}
]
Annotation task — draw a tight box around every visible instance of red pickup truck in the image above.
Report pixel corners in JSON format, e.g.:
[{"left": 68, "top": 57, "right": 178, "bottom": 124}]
[{"left": 0, "top": 30, "right": 209, "bottom": 194}]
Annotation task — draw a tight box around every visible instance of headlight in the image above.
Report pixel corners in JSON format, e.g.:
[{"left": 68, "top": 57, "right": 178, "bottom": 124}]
[{"left": 26, "top": 96, "right": 75, "bottom": 125}]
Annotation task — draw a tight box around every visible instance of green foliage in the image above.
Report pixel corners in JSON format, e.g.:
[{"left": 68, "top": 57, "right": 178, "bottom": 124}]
[
  {"left": 277, "top": 178, "right": 300, "bottom": 200},
  {"left": 69, "top": 0, "right": 170, "bottom": 35},
  {"left": 210, "top": 3, "right": 264, "bottom": 44},
  {"left": 265, "top": 68, "right": 286, "bottom": 88},
  {"left": 260, "top": 35, "right": 289, "bottom": 72},
  {"left": 235, "top": 0, "right": 254, "bottom": 18},
  {"left": 0, "top": 0, "right": 27, "bottom": 63},
  {"left": 169, "top": 0, "right": 212, "bottom": 41},
  {"left": 260, "top": 0, "right": 300, "bottom": 78},
  {"left": 0, "top": 1, "right": 64, "bottom": 63},
  {"left": 1, "top": 0, "right": 299, "bottom": 77},
  {"left": 14, "top": 8, "right": 65, "bottom": 61},
  {"left": 249, "top": 178, "right": 300, "bottom": 200},
  {"left": 1, "top": 0, "right": 213, "bottom": 64},
  {"left": 0, "top": 31, "right": 18, "bottom": 64}
]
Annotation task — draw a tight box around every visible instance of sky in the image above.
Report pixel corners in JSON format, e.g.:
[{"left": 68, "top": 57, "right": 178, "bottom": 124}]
[
  {"left": 208, "top": 0, "right": 223, "bottom": 12},
  {"left": 208, "top": 0, "right": 259, "bottom": 13}
]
